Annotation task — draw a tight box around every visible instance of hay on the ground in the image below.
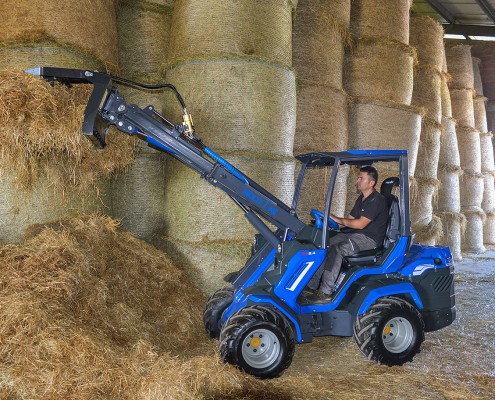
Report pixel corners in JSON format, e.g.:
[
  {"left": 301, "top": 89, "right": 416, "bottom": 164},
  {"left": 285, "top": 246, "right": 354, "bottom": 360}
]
[
  {"left": 344, "top": 38, "right": 416, "bottom": 104},
  {"left": 168, "top": 0, "right": 293, "bottom": 67},
  {"left": 0, "top": 1, "right": 119, "bottom": 68},
  {"left": 409, "top": 15, "right": 445, "bottom": 70},
  {"left": 350, "top": 0, "right": 412, "bottom": 44},
  {"left": 0, "top": 69, "right": 137, "bottom": 193},
  {"left": 293, "top": 1, "right": 351, "bottom": 89}
]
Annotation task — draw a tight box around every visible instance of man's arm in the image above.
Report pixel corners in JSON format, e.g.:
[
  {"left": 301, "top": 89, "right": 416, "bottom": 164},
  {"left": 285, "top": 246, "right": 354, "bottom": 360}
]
[{"left": 330, "top": 213, "right": 372, "bottom": 230}]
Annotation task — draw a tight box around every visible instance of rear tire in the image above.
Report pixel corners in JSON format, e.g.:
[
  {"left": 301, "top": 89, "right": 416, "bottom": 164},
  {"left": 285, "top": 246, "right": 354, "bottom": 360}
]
[
  {"left": 203, "top": 286, "right": 234, "bottom": 339},
  {"left": 353, "top": 296, "right": 425, "bottom": 366},
  {"left": 219, "top": 305, "right": 295, "bottom": 379}
]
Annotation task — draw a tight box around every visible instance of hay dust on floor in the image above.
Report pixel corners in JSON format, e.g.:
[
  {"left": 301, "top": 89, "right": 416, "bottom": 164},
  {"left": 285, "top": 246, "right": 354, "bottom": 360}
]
[{"left": 0, "top": 216, "right": 493, "bottom": 399}]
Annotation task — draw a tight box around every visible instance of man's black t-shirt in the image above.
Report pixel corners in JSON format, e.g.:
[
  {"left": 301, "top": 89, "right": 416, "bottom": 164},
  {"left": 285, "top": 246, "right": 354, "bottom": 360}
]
[{"left": 349, "top": 190, "right": 389, "bottom": 245}]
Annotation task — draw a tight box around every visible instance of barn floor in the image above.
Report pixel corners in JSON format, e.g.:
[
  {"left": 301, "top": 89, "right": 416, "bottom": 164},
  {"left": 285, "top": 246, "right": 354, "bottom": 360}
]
[{"left": 265, "top": 252, "right": 495, "bottom": 399}]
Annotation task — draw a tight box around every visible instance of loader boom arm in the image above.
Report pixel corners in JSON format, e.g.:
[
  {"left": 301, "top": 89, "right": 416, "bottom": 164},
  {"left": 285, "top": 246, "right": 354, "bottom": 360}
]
[{"left": 27, "top": 67, "right": 305, "bottom": 246}]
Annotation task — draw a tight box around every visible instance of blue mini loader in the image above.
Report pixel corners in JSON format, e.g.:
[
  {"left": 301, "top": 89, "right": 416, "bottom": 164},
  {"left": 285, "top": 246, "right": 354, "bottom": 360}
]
[{"left": 29, "top": 67, "right": 456, "bottom": 379}]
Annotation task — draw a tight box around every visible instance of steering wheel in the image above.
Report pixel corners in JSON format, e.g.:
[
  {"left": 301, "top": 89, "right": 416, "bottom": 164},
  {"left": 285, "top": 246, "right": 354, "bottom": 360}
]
[{"left": 310, "top": 209, "right": 339, "bottom": 230}]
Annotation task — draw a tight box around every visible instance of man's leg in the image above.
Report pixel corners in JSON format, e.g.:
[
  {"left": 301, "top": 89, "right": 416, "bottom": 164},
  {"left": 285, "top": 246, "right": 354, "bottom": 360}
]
[
  {"left": 318, "top": 233, "right": 377, "bottom": 295},
  {"left": 306, "top": 233, "right": 350, "bottom": 291}
]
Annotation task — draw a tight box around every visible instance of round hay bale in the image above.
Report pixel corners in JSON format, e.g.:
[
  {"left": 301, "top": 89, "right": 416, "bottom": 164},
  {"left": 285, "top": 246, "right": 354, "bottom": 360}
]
[
  {"left": 163, "top": 155, "right": 295, "bottom": 242},
  {"left": 0, "top": 169, "right": 109, "bottom": 244},
  {"left": 168, "top": 0, "right": 293, "bottom": 67},
  {"left": 440, "top": 74, "right": 452, "bottom": 118},
  {"left": 437, "top": 211, "right": 464, "bottom": 261},
  {"left": 459, "top": 171, "right": 484, "bottom": 208},
  {"left": 482, "top": 172, "right": 495, "bottom": 212},
  {"left": 294, "top": 82, "right": 348, "bottom": 154},
  {"left": 118, "top": 0, "right": 173, "bottom": 82},
  {"left": 446, "top": 45, "right": 474, "bottom": 90},
  {"left": 450, "top": 88, "right": 475, "bottom": 128},
  {"left": 409, "top": 15, "right": 445, "bottom": 70},
  {"left": 160, "top": 238, "right": 251, "bottom": 294},
  {"left": 292, "top": 0, "right": 350, "bottom": 89},
  {"left": 480, "top": 132, "right": 495, "bottom": 173},
  {"left": 0, "top": 42, "right": 105, "bottom": 71},
  {"left": 456, "top": 126, "right": 481, "bottom": 173},
  {"left": 487, "top": 100, "right": 495, "bottom": 132},
  {"left": 415, "top": 119, "right": 442, "bottom": 180},
  {"left": 162, "top": 58, "right": 296, "bottom": 158},
  {"left": 439, "top": 116, "right": 461, "bottom": 167},
  {"left": 461, "top": 206, "right": 486, "bottom": 253},
  {"left": 474, "top": 96, "right": 489, "bottom": 133},
  {"left": 109, "top": 152, "right": 167, "bottom": 240},
  {"left": 348, "top": 99, "right": 422, "bottom": 175},
  {"left": 437, "top": 167, "right": 461, "bottom": 213},
  {"left": 411, "top": 66, "right": 442, "bottom": 123},
  {"left": 0, "top": 0, "right": 119, "bottom": 67},
  {"left": 344, "top": 38, "right": 416, "bottom": 104},
  {"left": 350, "top": 0, "right": 412, "bottom": 44},
  {"left": 483, "top": 212, "right": 495, "bottom": 245},
  {"left": 411, "top": 178, "right": 438, "bottom": 227},
  {"left": 412, "top": 214, "right": 442, "bottom": 246},
  {"left": 472, "top": 57, "right": 484, "bottom": 96}
]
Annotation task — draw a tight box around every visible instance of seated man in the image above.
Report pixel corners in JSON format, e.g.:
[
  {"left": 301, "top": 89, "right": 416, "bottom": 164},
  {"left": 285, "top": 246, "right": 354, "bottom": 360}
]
[{"left": 306, "top": 166, "right": 389, "bottom": 303}]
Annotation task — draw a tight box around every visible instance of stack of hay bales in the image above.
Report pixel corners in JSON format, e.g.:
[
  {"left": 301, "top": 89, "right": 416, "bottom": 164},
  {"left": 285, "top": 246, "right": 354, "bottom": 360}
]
[
  {"left": 472, "top": 57, "right": 495, "bottom": 247},
  {"left": 434, "top": 41, "right": 464, "bottom": 260},
  {"left": 111, "top": 0, "right": 175, "bottom": 239},
  {"left": 409, "top": 16, "right": 444, "bottom": 245},
  {"left": 346, "top": 1, "right": 422, "bottom": 212},
  {"left": 159, "top": 0, "right": 297, "bottom": 293},
  {"left": 292, "top": 0, "right": 351, "bottom": 220},
  {"left": 447, "top": 45, "right": 485, "bottom": 253},
  {"left": 0, "top": 0, "right": 124, "bottom": 243}
]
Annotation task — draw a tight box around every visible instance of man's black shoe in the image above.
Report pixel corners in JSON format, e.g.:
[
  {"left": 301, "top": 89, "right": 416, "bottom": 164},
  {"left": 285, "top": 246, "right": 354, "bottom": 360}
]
[
  {"left": 301, "top": 287, "right": 316, "bottom": 297},
  {"left": 306, "top": 289, "right": 333, "bottom": 303}
]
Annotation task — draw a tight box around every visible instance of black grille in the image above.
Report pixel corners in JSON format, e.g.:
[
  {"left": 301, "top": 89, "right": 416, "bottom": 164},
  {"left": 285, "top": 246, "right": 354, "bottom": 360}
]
[{"left": 431, "top": 274, "right": 453, "bottom": 292}]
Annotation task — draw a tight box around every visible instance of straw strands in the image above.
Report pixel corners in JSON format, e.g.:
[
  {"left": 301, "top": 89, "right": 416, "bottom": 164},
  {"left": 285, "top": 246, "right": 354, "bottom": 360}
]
[
  {"left": 0, "top": 69, "right": 136, "bottom": 193},
  {"left": 162, "top": 58, "right": 296, "bottom": 158},
  {"left": 345, "top": 38, "right": 416, "bottom": 104},
  {"left": 350, "top": 0, "right": 412, "bottom": 44},
  {"left": 292, "top": 0, "right": 351, "bottom": 89},
  {"left": 117, "top": 0, "right": 173, "bottom": 82},
  {"left": 0, "top": 0, "right": 119, "bottom": 69},
  {"left": 168, "top": 0, "right": 294, "bottom": 67}
]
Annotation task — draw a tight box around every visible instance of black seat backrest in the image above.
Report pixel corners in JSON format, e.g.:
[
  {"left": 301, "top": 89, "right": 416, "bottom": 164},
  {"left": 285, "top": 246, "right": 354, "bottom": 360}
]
[{"left": 380, "top": 177, "right": 400, "bottom": 247}]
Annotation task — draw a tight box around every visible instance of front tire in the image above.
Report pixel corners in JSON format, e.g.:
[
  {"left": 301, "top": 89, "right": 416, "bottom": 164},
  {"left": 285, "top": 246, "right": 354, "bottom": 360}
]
[
  {"left": 203, "top": 286, "right": 234, "bottom": 339},
  {"left": 219, "top": 305, "right": 295, "bottom": 379},
  {"left": 353, "top": 296, "right": 425, "bottom": 366}
]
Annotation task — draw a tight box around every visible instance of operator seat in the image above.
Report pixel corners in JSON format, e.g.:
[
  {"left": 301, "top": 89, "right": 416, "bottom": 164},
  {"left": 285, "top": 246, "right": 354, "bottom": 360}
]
[{"left": 343, "top": 177, "right": 400, "bottom": 266}]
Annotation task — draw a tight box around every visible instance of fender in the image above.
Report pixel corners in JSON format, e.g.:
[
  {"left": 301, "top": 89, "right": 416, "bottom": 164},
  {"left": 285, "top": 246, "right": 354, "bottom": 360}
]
[{"left": 357, "top": 282, "right": 424, "bottom": 315}]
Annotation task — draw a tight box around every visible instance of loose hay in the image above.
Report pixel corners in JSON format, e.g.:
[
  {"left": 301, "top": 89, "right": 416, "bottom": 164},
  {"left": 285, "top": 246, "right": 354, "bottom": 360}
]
[
  {"left": 293, "top": 0, "right": 351, "bottom": 89},
  {"left": 0, "top": 69, "right": 137, "bottom": 194},
  {"left": 344, "top": 38, "right": 416, "bottom": 104},
  {"left": 168, "top": 0, "right": 294, "bottom": 67},
  {"left": 0, "top": 0, "right": 119, "bottom": 68},
  {"left": 412, "top": 214, "right": 443, "bottom": 246},
  {"left": 409, "top": 15, "right": 445, "bottom": 70},
  {"left": 350, "top": 0, "right": 412, "bottom": 44}
]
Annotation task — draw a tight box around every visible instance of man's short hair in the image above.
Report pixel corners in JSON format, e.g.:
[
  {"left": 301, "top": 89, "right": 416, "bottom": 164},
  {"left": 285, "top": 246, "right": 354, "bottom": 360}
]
[{"left": 360, "top": 166, "right": 378, "bottom": 188}]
